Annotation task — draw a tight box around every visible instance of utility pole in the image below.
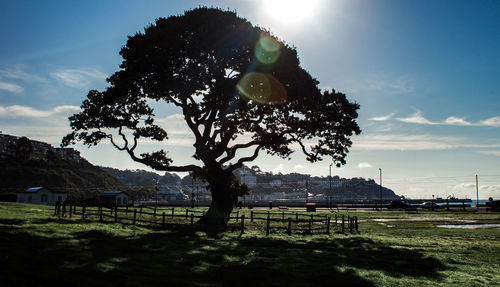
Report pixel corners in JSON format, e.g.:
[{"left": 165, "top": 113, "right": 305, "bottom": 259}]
[
  {"left": 305, "top": 180, "right": 309, "bottom": 203},
  {"left": 329, "top": 163, "right": 333, "bottom": 208},
  {"left": 379, "top": 168, "right": 382, "bottom": 210},
  {"left": 243, "top": 172, "right": 246, "bottom": 207},
  {"left": 155, "top": 179, "right": 159, "bottom": 208},
  {"left": 476, "top": 175, "right": 479, "bottom": 209}
]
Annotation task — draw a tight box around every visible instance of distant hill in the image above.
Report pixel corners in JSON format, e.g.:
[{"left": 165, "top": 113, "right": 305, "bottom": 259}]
[
  {"left": 100, "top": 167, "right": 181, "bottom": 186},
  {"left": 0, "top": 133, "right": 123, "bottom": 200}
]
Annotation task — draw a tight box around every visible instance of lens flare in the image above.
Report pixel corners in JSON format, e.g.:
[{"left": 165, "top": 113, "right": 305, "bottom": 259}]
[
  {"left": 237, "top": 72, "right": 287, "bottom": 105},
  {"left": 255, "top": 35, "right": 281, "bottom": 65}
]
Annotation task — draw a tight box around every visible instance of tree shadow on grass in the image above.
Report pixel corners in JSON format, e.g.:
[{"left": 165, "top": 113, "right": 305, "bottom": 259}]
[{"left": 0, "top": 224, "right": 446, "bottom": 287}]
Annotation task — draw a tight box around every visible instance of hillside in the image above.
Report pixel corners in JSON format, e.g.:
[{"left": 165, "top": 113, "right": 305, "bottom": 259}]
[
  {"left": 0, "top": 133, "right": 123, "bottom": 199},
  {"left": 0, "top": 158, "right": 122, "bottom": 197},
  {"left": 100, "top": 166, "right": 181, "bottom": 186}
]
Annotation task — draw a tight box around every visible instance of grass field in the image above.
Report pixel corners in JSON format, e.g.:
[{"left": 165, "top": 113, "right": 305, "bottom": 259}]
[{"left": 1, "top": 202, "right": 499, "bottom": 286}]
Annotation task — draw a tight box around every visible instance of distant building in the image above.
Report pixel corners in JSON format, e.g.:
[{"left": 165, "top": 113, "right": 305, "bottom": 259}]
[
  {"left": 269, "top": 179, "right": 282, "bottom": 187},
  {"left": 156, "top": 189, "right": 188, "bottom": 201},
  {"left": 17, "top": 187, "right": 67, "bottom": 206},
  {"left": 0, "top": 132, "right": 82, "bottom": 162},
  {"left": 100, "top": 191, "right": 129, "bottom": 206}
]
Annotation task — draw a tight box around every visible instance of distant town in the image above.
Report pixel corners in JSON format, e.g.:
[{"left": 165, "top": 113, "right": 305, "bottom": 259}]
[{"left": 0, "top": 132, "right": 399, "bottom": 204}]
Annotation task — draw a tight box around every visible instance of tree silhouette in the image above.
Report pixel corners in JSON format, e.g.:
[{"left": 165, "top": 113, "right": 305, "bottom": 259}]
[{"left": 62, "top": 8, "right": 361, "bottom": 226}]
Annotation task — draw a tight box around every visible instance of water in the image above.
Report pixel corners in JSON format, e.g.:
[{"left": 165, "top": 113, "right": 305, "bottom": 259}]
[
  {"left": 437, "top": 223, "right": 500, "bottom": 229},
  {"left": 471, "top": 200, "right": 489, "bottom": 208}
]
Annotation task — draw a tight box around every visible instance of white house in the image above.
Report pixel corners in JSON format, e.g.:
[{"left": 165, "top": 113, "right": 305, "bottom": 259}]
[
  {"left": 99, "top": 191, "right": 129, "bottom": 206},
  {"left": 17, "top": 187, "right": 67, "bottom": 206},
  {"left": 156, "top": 189, "right": 188, "bottom": 201}
]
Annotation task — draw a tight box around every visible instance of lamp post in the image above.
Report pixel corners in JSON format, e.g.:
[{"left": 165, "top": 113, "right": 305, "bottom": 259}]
[{"left": 432, "top": 194, "right": 435, "bottom": 211}]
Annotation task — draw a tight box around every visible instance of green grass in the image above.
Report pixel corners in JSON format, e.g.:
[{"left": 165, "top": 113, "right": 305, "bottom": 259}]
[{"left": 1, "top": 203, "right": 499, "bottom": 286}]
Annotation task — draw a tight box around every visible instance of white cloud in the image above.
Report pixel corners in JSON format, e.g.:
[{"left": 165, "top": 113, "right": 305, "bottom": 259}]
[
  {"left": 392, "top": 111, "right": 500, "bottom": 127},
  {"left": 156, "top": 114, "right": 191, "bottom": 135},
  {"left": 51, "top": 68, "right": 107, "bottom": 88},
  {"left": 357, "top": 162, "right": 373, "bottom": 169},
  {"left": 366, "top": 74, "right": 415, "bottom": 95},
  {"left": 0, "top": 65, "right": 47, "bottom": 83},
  {"left": 479, "top": 117, "right": 500, "bottom": 127},
  {"left": 479, "top": 185, "right": 500, "bottom": 194},
  {"left": 452, "top": 183, "right": 476, "bottom": 191},
  {"left": 0, "top": 81, "right": 23, "bottom": 93},
  {"left": 293, "top": 164, "right": 304, "bottom": 170},
  {"left": 353, "top": 133, "right": 457, "bottom": 151},
  {"left": 443, "top": 116, "right": 472, "bottom": 126},
  {"left": 0, "top": 105, "right": 80, "bottom": 118},
  {"left": 370, "top": 113, "right": 394, "bottom": 121},
  {"left": 396, "top": 111, "right": 438, "bottom": 125},
  {"left": 273, "top": 164, "right": 284, "bottom": 173}
]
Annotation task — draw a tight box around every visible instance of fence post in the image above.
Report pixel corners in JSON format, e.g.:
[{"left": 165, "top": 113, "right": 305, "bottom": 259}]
[
  {"left": 191, "top": 213, "right": 194, "bottom": 225},
  {"left": 266, "top": 213, "right": 270, "bottom": 236},
  {"left": 349, "top": 217, "right": 353, "bottom": 233},
  {"left": 251, "top": 211, "right": 254, "bottom": 222},
  {"left": 185, "top": 209, "right": 189, "bottom": 220},
  {"left": 326, "top": 216, "right": 331, "bottom": 235},
  {"left": 240, "top": 215, "right": 245, "bottom": 235},
  {"left": 282, "top": 212, "right": 285, "bottom": 221},
  {"left": 236, "top": 211, "right": 239, "bottom": 222},
  {"left": 62, "top": 203, "right": 66, "bottom": 217},
  {"left": 287, "top": 217, "right": 292, "bottom": 236},
  {"left": 172, "top": 207, "right": 175, "bottom": 219},
  {"left": 54, "top": 202, "right": 58, "bottom": 216},
  {"left": 335, "top": 214, "right": 337, "bottom": 225},
  {"left": 295, "top": 212, "right": 298, "bottom": 223},
  {"left": 154, "top": 207, "right": 157, "bottom": 219},
  {"left": 114, "top": 206, "right": 118, "bottom": 223},
  {"left": 162, "top": 212, "right": 166, "bottom": 227},
  {"left": 69, "top": 204, "right": 72, "bottom": 218},
  {"left": 341, "top": 215, "right": 345, "bottom": 234},
  {"left": 99, "top": 206, "right": 103, "bottom": 222},
  {"left": 133, "top": 209, "right": 137, "bottom": 225},
  {"left": 202, "top": 210, "right": 205, "bottom": 217},
  {"left": 82, "top": 205, "right": 86, "bottom": 221},
  {"left": 355, "top": 216, "right": 359, "bottom": 233},
  {"left": 126, "top": 205, "right": 129, "bottom": 215},
  {"left": 462, "top": 200, "right": 466, "bottom": 211},
  {"left": 308, "top": 219, "right": 312, "bottom": 234},
  {"left": 140, "top": 206, "right": 143, "bottom": 217}
]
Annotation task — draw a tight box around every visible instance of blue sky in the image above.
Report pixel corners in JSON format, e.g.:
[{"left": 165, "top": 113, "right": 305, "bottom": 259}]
[{"left": 1, "top": 0, "right": 499, "bottom": 199}]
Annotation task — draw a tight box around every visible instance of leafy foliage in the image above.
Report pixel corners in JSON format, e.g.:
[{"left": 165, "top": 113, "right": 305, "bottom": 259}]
[
  {"left": 63, "top": 8, "right": 360, "bottom": 174},
  {"left": 62, "top": 8, "right": 361, "bottom": 221}
]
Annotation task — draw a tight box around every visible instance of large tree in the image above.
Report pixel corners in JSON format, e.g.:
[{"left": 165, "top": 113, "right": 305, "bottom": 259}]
[{"left": 62, "top": 8, "right": 361, "bottom": 226}]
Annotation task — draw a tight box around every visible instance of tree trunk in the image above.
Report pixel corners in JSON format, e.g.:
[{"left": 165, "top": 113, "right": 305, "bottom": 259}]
[
  {"left": 199, "top": 171, "right": 240, "bottom": 228},
  {"left": 201, "top": 189, "right": 235, "bottom": 227}
]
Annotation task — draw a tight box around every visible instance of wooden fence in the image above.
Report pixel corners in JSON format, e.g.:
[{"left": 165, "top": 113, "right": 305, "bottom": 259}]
[{"left": 54, "top": 203, "right": 359, "bottom": 236}]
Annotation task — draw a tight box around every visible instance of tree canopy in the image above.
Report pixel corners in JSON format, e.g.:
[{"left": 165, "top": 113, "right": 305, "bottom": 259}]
[{"left": 63, "top": 8, "right": 361, "bottom": 225}]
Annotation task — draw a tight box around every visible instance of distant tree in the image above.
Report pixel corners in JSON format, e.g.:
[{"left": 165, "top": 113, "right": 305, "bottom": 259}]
[
  {"left": 15, "top": 137, "right": 33, "bottom": 161},
  {"left": 62, "top": 8, "right": 361, "bottom": 226}
]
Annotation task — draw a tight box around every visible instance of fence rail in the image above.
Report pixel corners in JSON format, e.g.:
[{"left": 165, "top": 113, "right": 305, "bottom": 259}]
[{"left": 54, "top": 202, "right": 359, "bottom": 236}]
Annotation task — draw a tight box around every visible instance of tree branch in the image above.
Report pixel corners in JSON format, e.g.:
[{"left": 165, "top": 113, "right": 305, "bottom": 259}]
[
  {"left": 218, "top": 140, "right": 260, "bottom": 165},
  {"left": 227, "top": 145, "right": 262, "bottom": 173}
]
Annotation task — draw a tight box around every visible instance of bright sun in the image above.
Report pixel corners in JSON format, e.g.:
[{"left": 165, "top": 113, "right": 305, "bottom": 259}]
[{"left": 263, "top": 0, "right": 320, "bottom": 23}]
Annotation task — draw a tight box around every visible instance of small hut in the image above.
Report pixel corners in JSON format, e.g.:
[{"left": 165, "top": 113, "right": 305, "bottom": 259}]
[{"left": 99, "top": 191, "right": 129, "bottom": 206}]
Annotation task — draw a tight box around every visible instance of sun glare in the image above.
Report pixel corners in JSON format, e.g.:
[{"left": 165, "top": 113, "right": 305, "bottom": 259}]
[{"left": 263, "top": 0, "right": 320, "bottom": 23}]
